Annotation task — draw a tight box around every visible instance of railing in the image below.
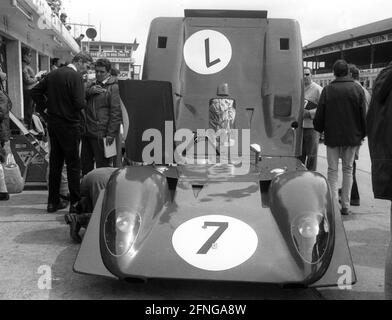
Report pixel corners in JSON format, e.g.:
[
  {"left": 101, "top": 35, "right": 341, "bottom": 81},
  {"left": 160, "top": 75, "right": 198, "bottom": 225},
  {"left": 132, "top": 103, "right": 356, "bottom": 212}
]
[
  {"left": 22, "top": 0, "right": 79, "bottom": 52},
  {"left": 312, "top": 62, "right": 389, "bottom": 76}
]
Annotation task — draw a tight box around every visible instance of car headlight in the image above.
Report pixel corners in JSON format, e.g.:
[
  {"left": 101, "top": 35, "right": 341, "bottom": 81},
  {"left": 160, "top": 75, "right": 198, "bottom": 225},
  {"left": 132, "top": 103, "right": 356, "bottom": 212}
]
[
  {"left": 291, "top": 213, "right": 330, "bottom": 264},
  {"left": 104, "top": 208, "right": 141, "bottom": 257}
]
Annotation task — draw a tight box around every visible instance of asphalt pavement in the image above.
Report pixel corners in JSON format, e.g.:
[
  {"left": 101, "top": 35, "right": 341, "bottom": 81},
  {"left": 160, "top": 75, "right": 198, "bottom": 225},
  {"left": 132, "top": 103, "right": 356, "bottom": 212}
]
[{"left": 0, "top": 140, "right": 390, "bottom": 300}]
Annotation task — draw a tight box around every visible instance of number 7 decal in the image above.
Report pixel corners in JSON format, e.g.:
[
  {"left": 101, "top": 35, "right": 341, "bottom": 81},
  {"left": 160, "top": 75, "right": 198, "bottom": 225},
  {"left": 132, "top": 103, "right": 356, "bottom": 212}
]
[{"left": 197, "top": 222, "right": 229, "bottom": 254}]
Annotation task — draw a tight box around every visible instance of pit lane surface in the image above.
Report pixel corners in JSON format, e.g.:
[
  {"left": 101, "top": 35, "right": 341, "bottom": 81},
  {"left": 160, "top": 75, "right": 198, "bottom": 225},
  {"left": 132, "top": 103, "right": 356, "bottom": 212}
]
[{"left": 0, "top": 140, "right": 389, "bottom": 300}]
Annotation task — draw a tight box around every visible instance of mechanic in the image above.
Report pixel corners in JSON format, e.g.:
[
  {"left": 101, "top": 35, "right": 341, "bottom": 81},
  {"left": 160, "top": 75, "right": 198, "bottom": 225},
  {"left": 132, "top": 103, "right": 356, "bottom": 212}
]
[
  {"left": 367, "top": 61, "right": 392, "bottom": 300},
  {"left": 65, "top": 167, "right": 117, "bottom": 243}
]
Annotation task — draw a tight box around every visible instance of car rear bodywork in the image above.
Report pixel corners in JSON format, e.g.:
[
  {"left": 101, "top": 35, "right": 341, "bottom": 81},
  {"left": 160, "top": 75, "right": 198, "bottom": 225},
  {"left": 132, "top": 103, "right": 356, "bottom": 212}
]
[{"left": 74, "top": 9, "right": 356, "bottom": 287}]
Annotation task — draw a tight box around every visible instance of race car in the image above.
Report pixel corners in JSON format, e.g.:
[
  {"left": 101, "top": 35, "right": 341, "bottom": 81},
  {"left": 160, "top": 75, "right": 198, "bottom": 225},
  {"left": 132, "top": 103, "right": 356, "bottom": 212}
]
[{"left": 74, "top": 9, "right": 356, "bottom": 287}]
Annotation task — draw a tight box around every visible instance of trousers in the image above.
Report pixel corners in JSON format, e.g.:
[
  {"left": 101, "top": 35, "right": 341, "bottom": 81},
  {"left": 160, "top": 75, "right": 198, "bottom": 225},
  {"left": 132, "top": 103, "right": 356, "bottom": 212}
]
[
  {"left": 300, "top": 128, "right": 320, "bottom": 171},
  {"left": 81, "top": 136, "right": 113, "bottom": 176},
  {"left": 326, "top": 146, "right": 358, "bottom": 209},
  {"left": 48, "top": 122, "right": 81, "bottom": 205}
]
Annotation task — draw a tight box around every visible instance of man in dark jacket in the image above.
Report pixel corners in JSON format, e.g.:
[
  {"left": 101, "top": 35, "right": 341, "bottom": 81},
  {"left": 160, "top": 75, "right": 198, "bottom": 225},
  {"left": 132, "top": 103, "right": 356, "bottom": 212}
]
[
  {"left": 366, "top": 62, "right": 392, "bottom": 299},
  {"left": 81, "top": 58, "right": 122, "bottom": 175},
  {"left": 31, "top": 52, "right": 93, "bottom": 213},
  {"left": 314, "top": 59, "right": 366, "bottom": 215}
]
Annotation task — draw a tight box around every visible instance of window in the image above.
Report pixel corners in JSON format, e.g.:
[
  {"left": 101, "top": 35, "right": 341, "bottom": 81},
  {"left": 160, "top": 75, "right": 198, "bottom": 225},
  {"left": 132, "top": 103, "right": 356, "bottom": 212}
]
[
  {"left": 101, "top": 45, "right": 113, "bottom": 51},
  {"left": 119, "top": 63, "right": 129, "bottom": 71},
  {"left": 89, "top": 45, "right": 99, "bottom": 52},
  {"left": 280, "top": 38, "right": 290, "bottom": 50},
  {"left": 158, "top": 36, "right": 167, "bottom": 49}
]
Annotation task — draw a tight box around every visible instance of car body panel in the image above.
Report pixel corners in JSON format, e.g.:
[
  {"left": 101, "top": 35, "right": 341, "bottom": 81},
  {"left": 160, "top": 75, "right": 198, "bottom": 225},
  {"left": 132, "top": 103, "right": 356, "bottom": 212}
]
[
  {"left": 74, "top": 10, "right": 356, "bottom": 287},
  {"left": 73, "top": 191, "right": 115, "bottom": 279},
  {"left": 74, "top": 166, "right": 356, "bottom": 286},
  {"left": 143, "top": 16, "right": 304, "bottom": 157}
]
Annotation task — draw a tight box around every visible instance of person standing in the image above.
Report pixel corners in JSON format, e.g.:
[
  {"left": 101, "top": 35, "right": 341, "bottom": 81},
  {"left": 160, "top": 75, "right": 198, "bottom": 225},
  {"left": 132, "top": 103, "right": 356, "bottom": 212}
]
[
  {"left": 300, "top": 67, "right": 323, "bottom": 171},
  {"left": 0, "top": 67, "right": 11, "bottom": 201},
  {"left": 339, "top": 64, "right": 372, "bottom": 206},
  {"left": 22, "top": 47, "right": 38, "bottom": 129},
  {"left": 50, "top": 58, "right": 61, "bottom": 72},
  {"left": 31, "top": 52, "right": 93, "bottom": 213},
  {"left": 366, "top": 61, "right": 392, "bottom": 299},
  {"left": 81, "top": 58, "right": 122, "bottom": 176},
  {"left": 314, "top": 59, "right": 366, "bottom": 215},
  {"left": 0, "top": 67, "right": 11, "bottom": 156}
]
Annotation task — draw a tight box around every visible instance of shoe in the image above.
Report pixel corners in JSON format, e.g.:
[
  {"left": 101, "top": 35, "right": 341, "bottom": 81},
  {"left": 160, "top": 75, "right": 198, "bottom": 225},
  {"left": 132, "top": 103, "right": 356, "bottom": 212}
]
[
  {"left": 47, "top": 203, "right": 57, "bottom": 213},
  {"left": 340, "top": 208, "right": 351, "bottom": 216},
  {"left": 350, "top": 199, "right": 360, "bottom": 206},
  {"left": 0, "top": 192, "right": 9, "bottom": 201},
  {"left": 57, "top": 199, "right": 69, "bottom": 210},
  {"left": 47, "top": 199, "right": 69, "bottom": 213},
  {"left": 64, "top": 213, "right": 82, "bottom": 243}
]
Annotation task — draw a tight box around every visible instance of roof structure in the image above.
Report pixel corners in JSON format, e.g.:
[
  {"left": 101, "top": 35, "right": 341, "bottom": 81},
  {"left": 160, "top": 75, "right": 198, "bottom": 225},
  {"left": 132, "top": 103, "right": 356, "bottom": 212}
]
[
  {"left": 304, "top": 17, "right": 392, "bottom": 50},
  {"left": 81, "top": 39, "right": 139, "bottom": 51}
]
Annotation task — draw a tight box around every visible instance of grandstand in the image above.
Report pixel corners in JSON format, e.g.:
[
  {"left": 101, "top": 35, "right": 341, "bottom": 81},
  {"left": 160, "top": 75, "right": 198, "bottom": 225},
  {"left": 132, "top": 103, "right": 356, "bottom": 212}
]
[{"left": 303, "top": 17, "right": 392, "bottom": 90}]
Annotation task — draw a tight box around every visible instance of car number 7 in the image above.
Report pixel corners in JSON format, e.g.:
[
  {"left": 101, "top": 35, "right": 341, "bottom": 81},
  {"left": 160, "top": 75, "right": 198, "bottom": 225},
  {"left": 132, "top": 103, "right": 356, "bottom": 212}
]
[{"left": 197, "top": 222, "right": 229, "bottom": 254}]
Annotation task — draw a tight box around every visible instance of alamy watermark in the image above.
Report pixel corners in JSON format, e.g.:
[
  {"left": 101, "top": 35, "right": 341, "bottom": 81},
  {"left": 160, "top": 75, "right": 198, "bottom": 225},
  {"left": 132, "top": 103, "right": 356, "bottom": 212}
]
[
  {"left": 37, "top": 265, "right": 52, "bottom": 290},
  {"left": 141, "top": 121, "right": 253, "bottom": 174},
  {"left": 337, "top": 265, "right": 353, "bottom": 290}
]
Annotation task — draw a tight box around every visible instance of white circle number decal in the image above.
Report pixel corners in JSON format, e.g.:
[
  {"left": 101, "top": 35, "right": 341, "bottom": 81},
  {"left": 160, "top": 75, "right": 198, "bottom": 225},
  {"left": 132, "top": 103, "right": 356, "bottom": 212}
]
[
  {"left": 172, "top": 215, "right": 258, "bottom": 271},
  {"left": 183, "top": 30, "right": 232, "bottom": 75}
]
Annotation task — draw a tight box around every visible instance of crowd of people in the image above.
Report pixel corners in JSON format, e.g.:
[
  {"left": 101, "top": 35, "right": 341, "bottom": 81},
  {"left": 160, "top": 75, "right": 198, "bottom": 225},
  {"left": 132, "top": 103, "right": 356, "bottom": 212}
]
[
  {"left": 302, "top": 59, "right": 392, "bottom": 299},
  {"left": 0, "top": 50, "right": 123, "bottom": 241}
]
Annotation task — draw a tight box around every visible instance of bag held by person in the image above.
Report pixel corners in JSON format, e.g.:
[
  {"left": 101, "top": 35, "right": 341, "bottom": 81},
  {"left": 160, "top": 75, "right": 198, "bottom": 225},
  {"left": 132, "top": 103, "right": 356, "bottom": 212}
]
[{"left": 3, "top": 153, "right": 26, "bottom": 194}]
